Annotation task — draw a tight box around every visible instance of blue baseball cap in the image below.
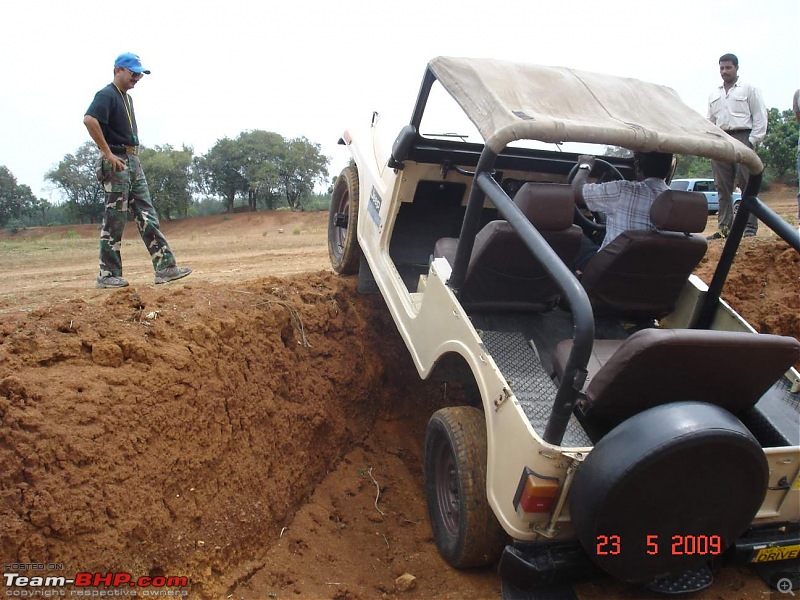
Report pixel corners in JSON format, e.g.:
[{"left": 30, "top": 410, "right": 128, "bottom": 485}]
[{"left": 114, "top": 52, "right": 151, "bottom": 74}]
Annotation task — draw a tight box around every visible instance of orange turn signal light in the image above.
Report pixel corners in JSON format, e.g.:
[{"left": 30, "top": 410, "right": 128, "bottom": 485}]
[{"left": 513, "top": 467, "right": 560, "bottom": 514}]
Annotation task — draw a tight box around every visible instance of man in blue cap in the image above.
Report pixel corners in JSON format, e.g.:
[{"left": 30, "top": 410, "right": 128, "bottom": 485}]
[{"left": 84, "top": 52, "right": 192, "bottom": 288}]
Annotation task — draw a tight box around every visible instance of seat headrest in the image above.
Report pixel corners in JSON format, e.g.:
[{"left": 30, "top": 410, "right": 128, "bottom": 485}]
[
  {"left": 650, "top": 190, "right": 708, "bottom": 233},
  {"left": 513, "top": 183, "right": 575, "bottom": 231}
]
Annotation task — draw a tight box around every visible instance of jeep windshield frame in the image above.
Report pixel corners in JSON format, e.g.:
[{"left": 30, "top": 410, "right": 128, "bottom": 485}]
[{"left": 400, "top": 57, "right": 799, "bottom": 445}]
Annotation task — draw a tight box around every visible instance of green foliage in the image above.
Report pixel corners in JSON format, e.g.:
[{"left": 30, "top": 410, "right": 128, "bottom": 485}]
[
  {"left": 188, "top": 196, "right": 228, "bottom": 217},
  {"left": 194, "top": 130, "right": 330, "bottom": 213},
  {"left": 41, "top": 130, "right": 331, "bottom": 226},
  {"left": 139, "top": 144, "right": 194, "bottom": 220},
  {"left": 45, "top": 142, "right": 104, "bottom": 224},
  {"left": 0, "top": 166, "right": 41, "bottom": 228},
  {"left": 673, "top": 155, "right": 713, "bottom": 179},
  {"left": 279, "top": 136, "right": 330, "bottom": 211},
  {"left": 193, "top": 137, "right": 249, "bottom": 213},
  {"left": 238, "top": 130, "right": 284, "bottom": 211},
  {"left": 5, "top": 218, "right": 22, "bottom": 234},
  {"left": 304, "top": 192, "right": 331, "bottom": 212},
  {"left": 757, "top": 108, "right": 798, "bottom": 183},
  {"left": 37, "top": 203, "right": 69, "bottom": 227}
]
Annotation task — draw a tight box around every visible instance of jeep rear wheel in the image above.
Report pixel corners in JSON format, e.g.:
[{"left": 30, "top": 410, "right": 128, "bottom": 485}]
[
  {"left": 328, "top": 164, "right": 360, "bottom": 274},
  {"left": 424, "top": 406, "right": 506, "bottom": 568}
]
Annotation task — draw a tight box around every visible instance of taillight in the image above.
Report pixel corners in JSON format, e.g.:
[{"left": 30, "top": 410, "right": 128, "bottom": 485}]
[{"left": 513, "top": 467, "right": 560, "bottom": 517}]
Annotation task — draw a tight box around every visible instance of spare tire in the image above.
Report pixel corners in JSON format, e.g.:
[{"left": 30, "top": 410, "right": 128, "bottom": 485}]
[{"left": 569, "top": 401, "right": 767, "bottom": 584}]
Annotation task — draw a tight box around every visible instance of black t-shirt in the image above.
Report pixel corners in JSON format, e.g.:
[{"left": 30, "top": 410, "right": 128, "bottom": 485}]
[{"left": 85, "top": 83, "right": 139, "bottom": 146}]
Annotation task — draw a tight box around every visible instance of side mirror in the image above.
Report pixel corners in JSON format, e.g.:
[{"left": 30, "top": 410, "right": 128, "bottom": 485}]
[{"left": 388, "top": 125, "right": 417, "bottom": 170}]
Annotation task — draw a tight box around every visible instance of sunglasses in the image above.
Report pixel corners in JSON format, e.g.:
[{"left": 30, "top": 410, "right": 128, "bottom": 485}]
[{"left": 125, "top": 68, "right": 144, "bottom": 80}]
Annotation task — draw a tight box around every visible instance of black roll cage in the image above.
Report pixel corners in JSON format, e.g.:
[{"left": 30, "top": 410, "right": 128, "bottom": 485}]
[{"left": 400, "top": 67, "right": 800, "bottom": 446}]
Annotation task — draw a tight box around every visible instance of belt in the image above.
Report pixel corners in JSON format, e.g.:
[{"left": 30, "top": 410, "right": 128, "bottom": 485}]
[
  {"left": 723, "top": 128, "right": 751, "bottom": 134},
  {"left": 110, "top": 145, "right": 139, "bottom": 156}
]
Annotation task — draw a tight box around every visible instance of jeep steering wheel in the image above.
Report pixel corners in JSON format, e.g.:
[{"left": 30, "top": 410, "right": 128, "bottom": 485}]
[{"left": 567, "top": 158, "right": 625, "bottom": 234}]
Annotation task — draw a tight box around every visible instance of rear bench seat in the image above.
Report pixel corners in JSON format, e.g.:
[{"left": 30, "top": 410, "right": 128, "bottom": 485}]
[{"left": 552, "top": 328, "right": 800, "bottom": 426}]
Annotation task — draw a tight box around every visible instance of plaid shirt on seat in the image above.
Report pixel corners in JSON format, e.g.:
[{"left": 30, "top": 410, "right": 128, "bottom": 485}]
[{"left": 582, "top": 178, "right": 669, "bottom": 249}]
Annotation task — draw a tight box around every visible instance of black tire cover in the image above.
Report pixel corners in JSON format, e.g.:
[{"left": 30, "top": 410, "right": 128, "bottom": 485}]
[{"left": 569, "top": 401, "right": 767, "bottom": 584}]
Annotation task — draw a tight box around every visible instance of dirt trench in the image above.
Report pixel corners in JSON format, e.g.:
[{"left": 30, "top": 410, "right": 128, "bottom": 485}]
[{"left": 0, "top": 273, "right": 468, "bottom": 597}]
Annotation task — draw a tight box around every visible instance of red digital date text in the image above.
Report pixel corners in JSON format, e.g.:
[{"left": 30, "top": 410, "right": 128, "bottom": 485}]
[{"left": 596, "top": 534, "right": 722, "bottom": 556}]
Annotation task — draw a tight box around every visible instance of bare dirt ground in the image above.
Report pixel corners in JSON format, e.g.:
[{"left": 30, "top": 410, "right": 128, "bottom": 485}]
[{"left": 0, "top": 189, "right": 797, "bottom": 600}]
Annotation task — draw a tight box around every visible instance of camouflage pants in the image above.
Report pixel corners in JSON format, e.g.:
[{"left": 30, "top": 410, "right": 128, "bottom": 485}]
[{"left": 96, "top": 154, "right": 176, "bottom": 277}]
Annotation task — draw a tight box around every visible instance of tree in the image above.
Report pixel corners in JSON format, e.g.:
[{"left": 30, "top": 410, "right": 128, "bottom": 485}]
[
  {"left": 194, "top": 137, "right": 248, "bottom": 213},
  {"left": 194, "top": 131, "right": 330, "bottom": 213},
  {"left": 0, "top": 166, "right": 42, "bottom": 228},
  {"left": 757, "top": 108, "right": 798, "bottom": 183},
  {"left": 45, "top": 142, "right": 104, "bottom": 224},
  {"left": 30, "top": 196, "right": 53, "bottom": 226},
  {"left": 278, "top": 136, "right": 330, "bottom": 211},
  {"left": 0, "top": 167, "right": 22, "bottom": 227},
  {"left": 15, "top": 184, "right": 38, "bottom": 222},
  {"left": 673, "top": 155, "right": 712, "bottom": 179},
  {"left": 237, "top": 130, "right": 283, "bottom": 211},
  {"left": 139, "top": 144, "right": 194, "bottom": 220}
]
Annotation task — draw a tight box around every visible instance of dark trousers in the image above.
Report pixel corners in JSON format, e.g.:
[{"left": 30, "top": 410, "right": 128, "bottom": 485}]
[
  {"left": 573, "top": 235, "right": 600, "bottom": 272},
  {"left": 710, "top": 129, "right": 759, "bottom": 236}
]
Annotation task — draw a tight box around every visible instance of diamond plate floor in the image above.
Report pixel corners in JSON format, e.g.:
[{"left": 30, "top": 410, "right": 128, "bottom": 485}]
[{"left": 481, "top": 330, "right": 591, "bottom": 447}]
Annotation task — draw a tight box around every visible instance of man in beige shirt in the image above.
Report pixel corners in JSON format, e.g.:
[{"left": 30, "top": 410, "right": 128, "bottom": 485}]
[{"left": 707, "top": 53, "right": 767, "bottom": 239}]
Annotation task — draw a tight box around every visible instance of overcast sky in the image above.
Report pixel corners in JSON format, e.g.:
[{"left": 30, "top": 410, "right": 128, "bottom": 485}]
[{"left": 2, "top": 0, "right": 798, "bottom": 202}]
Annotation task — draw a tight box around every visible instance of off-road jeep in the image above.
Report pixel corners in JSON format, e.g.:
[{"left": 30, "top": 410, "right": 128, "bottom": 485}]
[{"left": 328, "top": 57, "right": 800, "bottom": 597}]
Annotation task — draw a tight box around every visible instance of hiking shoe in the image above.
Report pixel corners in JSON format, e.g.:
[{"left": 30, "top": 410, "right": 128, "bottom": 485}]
[
  {"left": 96, "top": 275, "right": 129, "bottom": 289},
  {"left": 154, "top": 266, "right": 192, "bottom": 284},
  {"left": 705, "top": 232, "right": 725, "bottom": 241}
]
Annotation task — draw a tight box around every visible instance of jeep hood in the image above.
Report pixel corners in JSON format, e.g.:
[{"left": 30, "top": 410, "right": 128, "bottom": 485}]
[{"left": 428, "top": 56, "right": 763, "bottom": 174}]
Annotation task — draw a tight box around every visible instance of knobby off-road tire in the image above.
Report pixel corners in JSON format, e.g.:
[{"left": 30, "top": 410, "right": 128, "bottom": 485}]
[
  {"left": 424, "top": 406, "right": 506, "bottom": 568},
  {"left": 328, "top": 164, "right": 360, "bottom": 274}
]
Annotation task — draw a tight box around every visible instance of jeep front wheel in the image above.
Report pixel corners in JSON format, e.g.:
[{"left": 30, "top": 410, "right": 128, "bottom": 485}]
[
  {"left": 328, "top": 164, "right": 360, "bottom": 274},
  {"left": 424, "top": 406, "right": 506, "bottom": 568}
]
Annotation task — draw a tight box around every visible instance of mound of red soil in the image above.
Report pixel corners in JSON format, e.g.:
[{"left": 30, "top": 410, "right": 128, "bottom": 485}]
[
  {"left": 0, "top": 273, "right": 463, "bottom": 597},
  {"left": 697, "top": 237, "right": 800, "bottom": 367}
]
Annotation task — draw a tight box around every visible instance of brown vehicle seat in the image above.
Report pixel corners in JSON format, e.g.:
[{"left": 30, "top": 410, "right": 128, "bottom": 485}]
[
  {"left": 552, "top": 328, "right": 800, "bottom": 424},
  {"left": 580, "top": 189, "right": 708, "bottom": 319},
  {"left": 434, "top": 183, "right": 583, "bottom": 311}
]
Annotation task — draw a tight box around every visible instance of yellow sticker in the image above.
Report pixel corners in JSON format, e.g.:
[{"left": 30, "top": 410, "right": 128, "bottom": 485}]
[
  {"left": 792, "top": 474, "right": 800, "bottom": 490},
  {"left": 752, "top": 544, "right": 800, "bottom": 563}
]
